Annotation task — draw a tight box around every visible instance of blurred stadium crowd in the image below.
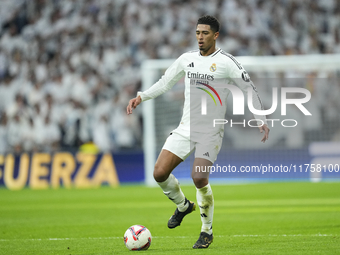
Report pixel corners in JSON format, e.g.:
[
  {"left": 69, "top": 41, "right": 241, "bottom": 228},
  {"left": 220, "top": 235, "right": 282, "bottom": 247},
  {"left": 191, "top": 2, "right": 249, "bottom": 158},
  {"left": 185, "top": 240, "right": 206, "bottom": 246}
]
[{"left": 0, "top": 0, "right": 340, "bottom": 154}]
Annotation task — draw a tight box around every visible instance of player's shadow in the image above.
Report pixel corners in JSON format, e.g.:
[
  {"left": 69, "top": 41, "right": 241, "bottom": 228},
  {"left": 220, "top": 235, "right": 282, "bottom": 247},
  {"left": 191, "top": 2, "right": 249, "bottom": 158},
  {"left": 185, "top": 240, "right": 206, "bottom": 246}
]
[{"left": 147, "top": 246, "right": 217, "bottom": 253}]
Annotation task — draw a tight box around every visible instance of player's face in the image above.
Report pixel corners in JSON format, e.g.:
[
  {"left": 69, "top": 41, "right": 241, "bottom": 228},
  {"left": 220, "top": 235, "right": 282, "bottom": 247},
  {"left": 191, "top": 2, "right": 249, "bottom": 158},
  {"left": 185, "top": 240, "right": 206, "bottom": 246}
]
[{"left": 196, "top": 24, "right": 219, "bottom": 55}]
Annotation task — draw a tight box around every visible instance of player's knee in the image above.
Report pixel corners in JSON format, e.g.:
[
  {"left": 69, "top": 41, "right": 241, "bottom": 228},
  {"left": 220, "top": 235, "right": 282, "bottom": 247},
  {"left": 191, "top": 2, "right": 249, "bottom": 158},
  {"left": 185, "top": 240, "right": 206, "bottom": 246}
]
[
  {"left": 192, "top": 177, "right": 208, "bottom": 189},
  {"left": 153, "top": 165, "right": 169, "bottom": 183}
]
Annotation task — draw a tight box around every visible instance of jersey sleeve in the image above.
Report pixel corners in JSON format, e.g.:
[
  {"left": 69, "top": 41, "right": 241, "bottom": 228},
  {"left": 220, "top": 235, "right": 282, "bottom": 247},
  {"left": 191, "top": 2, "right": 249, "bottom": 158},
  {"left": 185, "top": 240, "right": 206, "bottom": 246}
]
[
  {"left": 137, "top": 55, "right": 185, "bottom": 101},
  {"left": 226, "top": 56, "right": 267, "bottom": 125}
]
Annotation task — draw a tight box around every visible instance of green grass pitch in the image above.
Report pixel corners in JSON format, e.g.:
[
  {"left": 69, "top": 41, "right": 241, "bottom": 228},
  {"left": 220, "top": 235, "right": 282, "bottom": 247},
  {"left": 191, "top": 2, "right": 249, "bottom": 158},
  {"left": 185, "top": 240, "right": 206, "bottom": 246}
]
[{"left": 0, "top": 182, "right": 339, "bottom": 254}]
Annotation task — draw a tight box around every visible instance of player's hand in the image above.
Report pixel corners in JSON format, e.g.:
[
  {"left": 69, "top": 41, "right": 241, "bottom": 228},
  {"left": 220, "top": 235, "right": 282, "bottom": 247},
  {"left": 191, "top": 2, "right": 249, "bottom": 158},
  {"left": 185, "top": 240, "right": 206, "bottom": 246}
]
[
  {"left": 259, "top": 124, "right": 270, "bottom": 143},
  {"left": 127, "top": 95, "right": 142, "bottom": 115}
]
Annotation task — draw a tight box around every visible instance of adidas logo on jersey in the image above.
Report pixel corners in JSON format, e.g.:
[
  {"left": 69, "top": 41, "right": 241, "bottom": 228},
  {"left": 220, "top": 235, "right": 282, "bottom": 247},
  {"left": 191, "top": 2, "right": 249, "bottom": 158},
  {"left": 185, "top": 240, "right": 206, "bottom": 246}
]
[
  {"left": 203, "top": 152, "right": 210, "bottom": 157},
  {"left": 187, "top": 62, "right": 194, "bottom": 67}
]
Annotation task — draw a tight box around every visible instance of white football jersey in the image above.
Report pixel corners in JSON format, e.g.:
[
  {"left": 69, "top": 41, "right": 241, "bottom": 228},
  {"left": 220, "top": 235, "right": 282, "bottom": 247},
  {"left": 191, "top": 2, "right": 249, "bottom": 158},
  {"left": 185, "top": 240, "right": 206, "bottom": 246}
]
[{"left": 138, "top": 48, "right": 266, "bottom": 141}]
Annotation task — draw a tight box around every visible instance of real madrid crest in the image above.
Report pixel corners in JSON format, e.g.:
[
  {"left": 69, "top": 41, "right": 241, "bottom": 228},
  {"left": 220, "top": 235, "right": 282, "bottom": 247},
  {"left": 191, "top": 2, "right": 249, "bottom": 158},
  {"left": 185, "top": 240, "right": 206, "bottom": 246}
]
[{"left": 210, "top": 63, "right": 217, "bottom": 72}]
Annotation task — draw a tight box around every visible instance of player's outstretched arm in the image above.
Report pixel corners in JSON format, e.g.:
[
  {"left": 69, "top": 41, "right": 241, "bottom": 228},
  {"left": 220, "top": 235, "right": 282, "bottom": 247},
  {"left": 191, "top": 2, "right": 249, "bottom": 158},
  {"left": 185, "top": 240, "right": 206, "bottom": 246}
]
[
  {"left": 259, "top": 124, "right": 270, "bottom": 143},
  {"left": 127, "top": 95, "right": 142, "bottom": 115}
]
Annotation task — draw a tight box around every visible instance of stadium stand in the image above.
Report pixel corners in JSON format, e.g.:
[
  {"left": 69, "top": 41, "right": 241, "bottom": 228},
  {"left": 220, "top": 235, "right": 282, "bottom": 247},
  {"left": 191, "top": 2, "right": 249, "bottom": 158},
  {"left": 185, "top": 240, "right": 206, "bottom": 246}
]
[{"left": 0, "top": 0, "right": 339, "bottom": 153}]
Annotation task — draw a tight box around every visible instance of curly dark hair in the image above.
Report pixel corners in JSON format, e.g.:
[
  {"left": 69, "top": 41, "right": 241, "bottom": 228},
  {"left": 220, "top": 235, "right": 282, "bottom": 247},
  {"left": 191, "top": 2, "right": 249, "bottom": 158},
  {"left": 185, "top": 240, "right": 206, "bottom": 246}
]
[{"left": 197, "top": 15, "right": 220, "bottom": 33}]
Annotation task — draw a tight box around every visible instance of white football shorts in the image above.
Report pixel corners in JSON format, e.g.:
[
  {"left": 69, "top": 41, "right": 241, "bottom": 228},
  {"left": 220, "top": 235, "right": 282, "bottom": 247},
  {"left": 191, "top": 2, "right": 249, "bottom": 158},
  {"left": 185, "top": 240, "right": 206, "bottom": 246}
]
[{"left": 162, "top": 130, "right": 223, "bottom": 163}]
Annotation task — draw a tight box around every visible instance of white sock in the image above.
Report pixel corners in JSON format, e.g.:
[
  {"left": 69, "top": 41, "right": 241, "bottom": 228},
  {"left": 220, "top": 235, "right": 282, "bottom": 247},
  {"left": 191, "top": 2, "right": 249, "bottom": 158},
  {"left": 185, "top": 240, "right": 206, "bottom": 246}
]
[
  {"left": 196, "top": 183, "right": 214, "bottom": 235},
  {"left": 157, "top": 174, "right": 188, "bottom": 212}
]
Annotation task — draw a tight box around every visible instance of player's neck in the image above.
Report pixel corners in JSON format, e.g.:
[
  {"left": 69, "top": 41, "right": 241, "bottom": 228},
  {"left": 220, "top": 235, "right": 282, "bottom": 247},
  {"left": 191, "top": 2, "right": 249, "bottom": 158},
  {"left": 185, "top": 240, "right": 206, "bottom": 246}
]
[{"left": 200, "top": 45, "right": 218, "bottom": 56}]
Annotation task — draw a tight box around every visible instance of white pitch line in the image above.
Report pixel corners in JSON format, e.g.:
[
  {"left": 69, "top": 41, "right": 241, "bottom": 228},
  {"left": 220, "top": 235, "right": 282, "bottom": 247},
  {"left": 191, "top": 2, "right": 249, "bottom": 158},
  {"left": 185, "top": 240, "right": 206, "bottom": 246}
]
[{"left": 0, "top": 234, "right": 335, "bottom": 242}]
